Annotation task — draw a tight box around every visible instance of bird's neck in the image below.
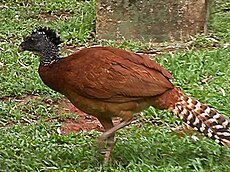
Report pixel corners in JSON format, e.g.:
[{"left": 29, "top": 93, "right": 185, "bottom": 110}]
[{"left": 40, "top": 45, "right": 60, "bottom": 66}]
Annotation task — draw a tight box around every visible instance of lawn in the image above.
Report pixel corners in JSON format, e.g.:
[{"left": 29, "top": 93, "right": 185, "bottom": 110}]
[{"left": 0, "top": 0, "right": 229, "bottom": 171}]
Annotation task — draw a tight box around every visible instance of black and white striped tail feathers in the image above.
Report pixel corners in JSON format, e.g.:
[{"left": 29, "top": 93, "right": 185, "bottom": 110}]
[{"left": 170, "top": 90, "right": 230, "bottom": 146}]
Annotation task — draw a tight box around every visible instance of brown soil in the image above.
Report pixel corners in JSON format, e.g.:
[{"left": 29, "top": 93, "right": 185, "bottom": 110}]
[
  {"left": 57, "top": 99, "right": 122, "bottom": 135},
  {"left": 58, "top": 99, "right": 104, "bottom": 134},
  {"left": 0, "top": 95, "right": 122, "bottom": 134},
  {"left": 1, "top": 95, "right": 195, "bottom": 137}
]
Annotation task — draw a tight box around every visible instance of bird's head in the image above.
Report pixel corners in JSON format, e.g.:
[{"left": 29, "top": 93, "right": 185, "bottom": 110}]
[{"left": 19, "top": 27, "right": 62, "bottom": 53}]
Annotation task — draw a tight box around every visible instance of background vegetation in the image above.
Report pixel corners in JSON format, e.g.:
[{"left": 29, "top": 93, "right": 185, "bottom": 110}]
[{"left": 0, "top": 0, "right": 229, "bottom": 171}]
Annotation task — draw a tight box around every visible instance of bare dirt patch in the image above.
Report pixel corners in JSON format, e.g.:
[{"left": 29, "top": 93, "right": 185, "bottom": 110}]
[
  {"left": 1, "top": 95, "right": 197, "bottom": 138},
  {"left": 0, "top": 95, "right": 121, "bottom": 133},
  {"left": 56, "top": 99, "right": 124, "bottom": 135},
  {"left": 57, "top": 99, "right": 104, "bottom": 134}
]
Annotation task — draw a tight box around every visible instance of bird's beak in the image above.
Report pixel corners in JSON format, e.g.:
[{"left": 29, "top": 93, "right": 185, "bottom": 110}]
[{"left": 18, "top": 43, "right": 24, "bottom": 52}]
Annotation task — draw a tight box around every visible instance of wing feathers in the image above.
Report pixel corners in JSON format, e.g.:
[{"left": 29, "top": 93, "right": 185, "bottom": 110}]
[{"left": 62, "top": 47, "right": 174, "bottom": 102}]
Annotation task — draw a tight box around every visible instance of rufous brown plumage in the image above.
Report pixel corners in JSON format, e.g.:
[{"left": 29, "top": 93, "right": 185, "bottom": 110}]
[{"left": 19, "top": 27, "right": 230, "bottom": 165}]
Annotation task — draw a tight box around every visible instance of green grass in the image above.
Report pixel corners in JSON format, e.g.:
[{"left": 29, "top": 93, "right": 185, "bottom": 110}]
[
  {"left": 209, "top": 0, "right": 230, "bottom": 42},
  {"left": 0, "top": 0, "right": 230, "bottom": 171}
]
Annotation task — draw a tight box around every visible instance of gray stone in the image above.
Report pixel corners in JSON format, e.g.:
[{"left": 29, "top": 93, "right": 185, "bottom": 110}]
[{"left": 96, "top": 0, "right": 209, "bottom": 42}]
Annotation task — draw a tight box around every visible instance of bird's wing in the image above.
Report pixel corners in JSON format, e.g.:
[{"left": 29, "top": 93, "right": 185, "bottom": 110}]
[{"left": 65, "top": 47, "right": 174, "bottom": 102}]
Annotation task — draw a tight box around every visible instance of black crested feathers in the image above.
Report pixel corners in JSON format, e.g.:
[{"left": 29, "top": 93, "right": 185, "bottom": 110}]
[{"left": 33, "top": 27, "right": 63, "bottom": 46}]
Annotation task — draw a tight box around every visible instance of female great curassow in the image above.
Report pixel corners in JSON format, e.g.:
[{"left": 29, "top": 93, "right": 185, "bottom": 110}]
[{"left": 19, "top": 27, "right": 230, "bottom": 165}]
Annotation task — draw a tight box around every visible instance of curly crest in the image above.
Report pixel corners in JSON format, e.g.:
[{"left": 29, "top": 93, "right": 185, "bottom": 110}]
[{"left": 33, "top": 27, "right": 63, "bottom": 46}]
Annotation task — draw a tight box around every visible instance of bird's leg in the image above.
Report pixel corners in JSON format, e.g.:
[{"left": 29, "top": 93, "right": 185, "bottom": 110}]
[
  {"left": 97, "top": 117, "right": 115, "bottom": 165},
  {"left": 97, "top": 117, "right": 133, "bottom": 165},
  {"left": 103, "top": 134, "right": 115, "bottom": 165},
  {"left": 98, "top": 118, "right": 133, "bottom": 165},
  {"left": 98, "top": 119, "right": 133, "bottom": 146},
  {"left": 97, "top": 118, "right": 113, "bottom": 151}
]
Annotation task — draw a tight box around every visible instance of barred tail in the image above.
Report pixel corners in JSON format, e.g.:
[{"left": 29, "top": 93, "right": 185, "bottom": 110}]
[{"left": 170, "top": 90, "right": 230, "bottom": 146}]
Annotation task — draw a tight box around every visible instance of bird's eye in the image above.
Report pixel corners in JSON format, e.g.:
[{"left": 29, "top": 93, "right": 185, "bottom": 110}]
[{"left": 30, "top": 35, "right": 38, "bottom": 41}]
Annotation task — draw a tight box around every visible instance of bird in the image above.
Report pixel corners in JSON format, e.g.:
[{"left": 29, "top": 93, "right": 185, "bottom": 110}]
[{"left": 19, "top": 27, "right": 230, "bottom": 165}]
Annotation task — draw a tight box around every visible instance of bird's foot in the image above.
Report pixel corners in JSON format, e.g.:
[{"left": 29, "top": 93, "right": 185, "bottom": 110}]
[{"left": 97, "top": 134, "right": 115, "bottom": 165}]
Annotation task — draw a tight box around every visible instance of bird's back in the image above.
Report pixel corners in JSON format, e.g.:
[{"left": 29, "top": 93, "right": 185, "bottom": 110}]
[
  {"left": 38, "top": 46, "right": 175, "bottom": 117},
  {"left": 40, "top": 46, "right": 174, "bottom": 99}
]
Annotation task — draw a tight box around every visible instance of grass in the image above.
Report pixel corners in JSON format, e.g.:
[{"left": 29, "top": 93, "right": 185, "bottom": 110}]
[{"left": 0, "top": 0, "right": 230, "bottom": 171}]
